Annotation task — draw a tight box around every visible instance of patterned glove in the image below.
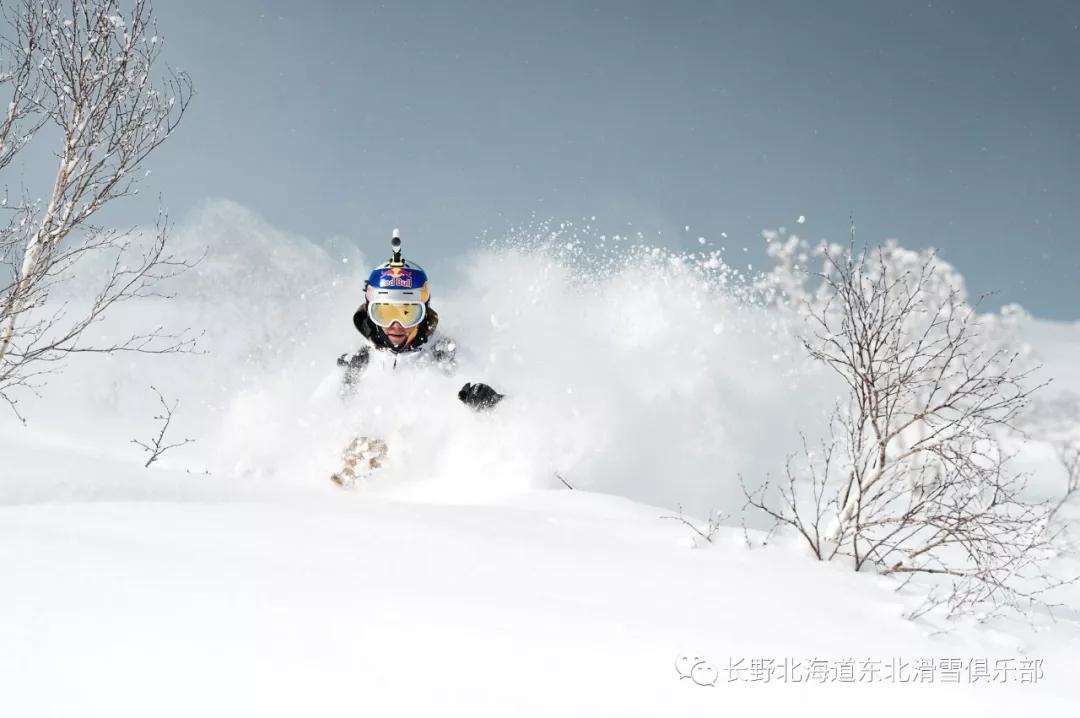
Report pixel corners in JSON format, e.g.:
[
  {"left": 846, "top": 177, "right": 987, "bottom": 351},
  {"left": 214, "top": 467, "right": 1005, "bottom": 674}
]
[
  {"left": 337, "top": 349, "right": 371, "bottom": 387},
  {"left": 337, "top": 350, "right": 370, "bottom": 370}
]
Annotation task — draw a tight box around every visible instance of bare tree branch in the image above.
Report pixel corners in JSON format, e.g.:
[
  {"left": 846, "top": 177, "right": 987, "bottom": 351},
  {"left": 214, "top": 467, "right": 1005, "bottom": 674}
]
[
  {"left": 0, "top": 0, "right": 196, "bottom": 414},
  {"left": 661, "top": 505, "right": 727, "bottom": 546},
  {"left": 745, "top": 234, "right": 1075, "bottom": 619},
  {"left": 130, "top": 384, "right": 193, "bottom": 468}
]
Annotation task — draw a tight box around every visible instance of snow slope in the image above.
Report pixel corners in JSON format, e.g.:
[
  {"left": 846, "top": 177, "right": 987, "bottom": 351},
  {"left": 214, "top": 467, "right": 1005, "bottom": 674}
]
[
  {"left": 2, "top": 203, "right": 1079, "bottom": 716},
  {"left": 3, "top": 473, "right": 1078, "bottom": 716}
]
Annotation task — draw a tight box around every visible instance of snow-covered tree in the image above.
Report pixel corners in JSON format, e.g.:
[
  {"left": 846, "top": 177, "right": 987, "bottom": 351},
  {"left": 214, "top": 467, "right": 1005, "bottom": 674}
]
[
  {"left": 0, "top": 0, "right": 194, "bottom": 420},
  {"left": 746, "top": 236, "right": 1073, "bottom": 617}
]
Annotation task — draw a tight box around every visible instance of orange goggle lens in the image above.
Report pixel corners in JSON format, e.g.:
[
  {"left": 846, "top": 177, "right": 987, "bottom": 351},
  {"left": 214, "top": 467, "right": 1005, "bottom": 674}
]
[{"left": 368, "top": 302, "right": 425, "bottom": 329}]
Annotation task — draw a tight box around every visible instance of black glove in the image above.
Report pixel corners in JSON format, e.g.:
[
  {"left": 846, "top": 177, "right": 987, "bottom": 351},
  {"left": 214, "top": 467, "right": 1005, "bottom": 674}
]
[{"left": 458, "top": 382, "right": 504, "bottom": 411}]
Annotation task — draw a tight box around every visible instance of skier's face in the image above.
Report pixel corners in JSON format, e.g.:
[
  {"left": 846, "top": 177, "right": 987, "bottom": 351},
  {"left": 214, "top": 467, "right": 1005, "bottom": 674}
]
[{"left": 383, "top": 321, "right": 411, "bottom": 347}]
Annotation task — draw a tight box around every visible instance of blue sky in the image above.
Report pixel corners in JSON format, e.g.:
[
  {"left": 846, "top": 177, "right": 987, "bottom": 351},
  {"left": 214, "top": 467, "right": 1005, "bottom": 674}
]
[{"left": 111, "top": 1, "right": 1080, "bottom": 317}]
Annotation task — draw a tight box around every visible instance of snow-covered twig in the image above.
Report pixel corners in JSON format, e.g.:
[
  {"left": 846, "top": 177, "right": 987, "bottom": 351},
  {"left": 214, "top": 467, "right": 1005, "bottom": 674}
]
[{"left": 661, "top": 505, "right": 727, "bottom": 545}]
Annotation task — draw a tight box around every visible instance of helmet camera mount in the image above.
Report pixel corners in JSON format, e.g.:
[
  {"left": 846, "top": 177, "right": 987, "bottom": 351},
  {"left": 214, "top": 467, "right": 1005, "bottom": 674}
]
[{"left": 390, "top": 229, "right": 404, "bottom": 267}]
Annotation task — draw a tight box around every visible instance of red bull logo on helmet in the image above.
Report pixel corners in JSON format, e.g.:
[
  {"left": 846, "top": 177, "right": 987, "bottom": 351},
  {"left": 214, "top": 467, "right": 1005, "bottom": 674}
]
[{"left": 379, "top": 267, "right": 413, "bottom": 288}]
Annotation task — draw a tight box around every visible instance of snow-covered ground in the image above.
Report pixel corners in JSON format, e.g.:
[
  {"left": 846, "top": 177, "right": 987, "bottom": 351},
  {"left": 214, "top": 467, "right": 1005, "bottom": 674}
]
[
  {"left": 3, "top": 481, "right": 1078, "bottom": 716},
  {"left": 2, "top": 202, "right": 1079, "bottom": 716}
]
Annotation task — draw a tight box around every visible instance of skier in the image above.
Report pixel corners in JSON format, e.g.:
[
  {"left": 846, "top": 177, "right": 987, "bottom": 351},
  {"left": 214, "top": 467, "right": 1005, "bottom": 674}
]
[{"left": 329, "top": 230, "right": 503, "bottom": 486}]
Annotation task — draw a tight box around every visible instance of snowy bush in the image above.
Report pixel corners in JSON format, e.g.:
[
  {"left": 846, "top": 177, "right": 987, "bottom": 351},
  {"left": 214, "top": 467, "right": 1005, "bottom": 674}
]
[{"left": 746, "top": 234, "right": 1076, "bottom": 618}]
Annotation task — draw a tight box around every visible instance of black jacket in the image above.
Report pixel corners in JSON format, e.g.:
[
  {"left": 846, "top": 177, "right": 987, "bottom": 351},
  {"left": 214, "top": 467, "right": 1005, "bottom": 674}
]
[{"left": 338, "top": 304, "right": 503, "bottom": 411}]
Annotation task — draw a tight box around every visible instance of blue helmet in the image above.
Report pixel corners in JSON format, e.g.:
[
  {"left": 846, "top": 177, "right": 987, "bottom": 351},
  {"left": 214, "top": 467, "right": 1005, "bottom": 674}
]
[
  {"left": 364, "top": 230, "right": 430, "bottom": 304},
  {"left": 363, "top": 230, "right": 431, "bottom": 329},
  {"left": 364, "top": 261, "right": 430, "bottom": 304}
]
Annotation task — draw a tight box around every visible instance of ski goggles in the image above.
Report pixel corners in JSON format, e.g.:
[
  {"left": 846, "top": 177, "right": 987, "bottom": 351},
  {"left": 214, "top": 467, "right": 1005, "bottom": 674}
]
[{"left": 367, "top": 301, "right": 426, "bottom": 329}]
